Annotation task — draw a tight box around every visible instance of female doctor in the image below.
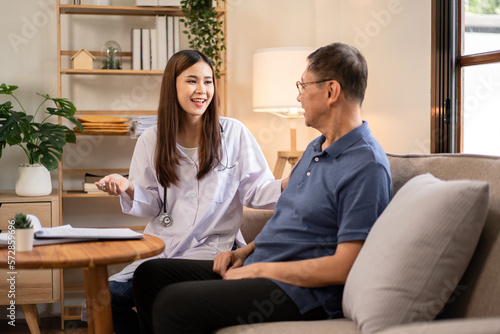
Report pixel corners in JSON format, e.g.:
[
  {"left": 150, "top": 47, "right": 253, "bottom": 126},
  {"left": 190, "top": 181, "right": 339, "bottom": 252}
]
[{"left": 94, "top": 50, "right": 282, "bottom": 334}]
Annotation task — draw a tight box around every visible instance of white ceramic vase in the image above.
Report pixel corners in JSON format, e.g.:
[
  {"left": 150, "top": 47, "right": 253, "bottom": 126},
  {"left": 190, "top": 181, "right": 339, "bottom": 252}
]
[
  {"left": 15, "top": 164, "right": 52, "bottom": 197},
  {"left": 15, "top": 228, "right": 34, "bottom": 252}
]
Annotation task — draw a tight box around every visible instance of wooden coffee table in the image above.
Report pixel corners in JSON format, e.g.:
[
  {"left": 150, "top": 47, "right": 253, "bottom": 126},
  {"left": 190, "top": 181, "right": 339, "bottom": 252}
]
[{"left": 0, "top": 234, "right": 164, "bottom": 334}]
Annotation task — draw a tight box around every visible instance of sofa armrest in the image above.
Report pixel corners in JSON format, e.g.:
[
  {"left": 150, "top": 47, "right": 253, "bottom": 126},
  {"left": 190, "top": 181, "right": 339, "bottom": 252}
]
[
  {"left": 377, "top": 318, "right": 500, "bottom": 334},
  {"left": 240, "top": 207, "right": 274, "bottom": 243}
]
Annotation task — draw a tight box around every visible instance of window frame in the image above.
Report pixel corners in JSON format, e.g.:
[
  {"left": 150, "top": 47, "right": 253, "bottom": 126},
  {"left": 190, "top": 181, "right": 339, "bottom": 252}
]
[
  {"left": 432, "top": 0, "right": 500, "bottom": 153},
  {"left": 457, "top": 0, "right": 500, "bottom": 152}
]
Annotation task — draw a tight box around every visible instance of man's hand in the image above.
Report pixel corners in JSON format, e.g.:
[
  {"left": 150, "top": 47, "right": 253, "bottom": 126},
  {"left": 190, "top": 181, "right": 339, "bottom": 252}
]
[
  {"left": 220, "top": 240, "right": 364, "bottom": 287},
  {"left": 222, "top": 263, "right": 267, "bottom": 280},
  {"left": 213, "top": 242, "right": 255, "bottom": 277}
]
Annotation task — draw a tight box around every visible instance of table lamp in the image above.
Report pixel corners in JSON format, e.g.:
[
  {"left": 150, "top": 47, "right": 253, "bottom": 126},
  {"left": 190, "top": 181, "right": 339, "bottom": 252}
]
[{"left": 252, "top": 47, "right": 315, "bottom": 178}]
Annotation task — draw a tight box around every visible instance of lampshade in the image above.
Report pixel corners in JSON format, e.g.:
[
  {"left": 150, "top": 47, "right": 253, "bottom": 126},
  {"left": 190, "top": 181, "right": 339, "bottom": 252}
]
[{"left": 252, "top": 47, "right": 315, "bottom": 118}]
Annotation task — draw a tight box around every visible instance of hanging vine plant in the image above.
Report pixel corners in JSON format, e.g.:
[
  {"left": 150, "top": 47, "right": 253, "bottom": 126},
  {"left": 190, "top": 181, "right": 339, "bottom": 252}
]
[{"left": 180, "top": 0, "right": 225, "bottom": 77}]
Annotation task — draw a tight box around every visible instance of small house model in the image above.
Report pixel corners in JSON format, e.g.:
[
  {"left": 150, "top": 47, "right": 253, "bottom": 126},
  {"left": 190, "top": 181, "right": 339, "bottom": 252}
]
[{"left": 71, "top": 48, "right": 95, "bottom": 70}]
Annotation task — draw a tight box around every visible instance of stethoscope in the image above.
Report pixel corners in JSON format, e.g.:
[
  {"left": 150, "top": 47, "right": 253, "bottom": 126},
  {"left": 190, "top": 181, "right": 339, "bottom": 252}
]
[{"left": 159, "top": 123, "right": 238, "bottom": 227}]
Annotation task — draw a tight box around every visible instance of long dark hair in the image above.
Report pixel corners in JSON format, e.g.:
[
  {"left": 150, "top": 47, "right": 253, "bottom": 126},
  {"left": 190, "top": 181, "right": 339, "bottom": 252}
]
[{"left": 155, "top": 50, "right": 221, "bottom": 187}]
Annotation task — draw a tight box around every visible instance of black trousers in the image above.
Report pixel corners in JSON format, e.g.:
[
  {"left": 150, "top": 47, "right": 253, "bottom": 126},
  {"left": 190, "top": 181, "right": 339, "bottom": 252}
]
[{"left": 132, "top": 258, "right": 327, "bottom": 334}]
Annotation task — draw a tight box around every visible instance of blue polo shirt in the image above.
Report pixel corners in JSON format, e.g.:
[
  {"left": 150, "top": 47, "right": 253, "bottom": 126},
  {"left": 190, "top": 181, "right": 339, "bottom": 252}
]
[{"left": 244, "top": 121, "right": 392, "bottom": 318}]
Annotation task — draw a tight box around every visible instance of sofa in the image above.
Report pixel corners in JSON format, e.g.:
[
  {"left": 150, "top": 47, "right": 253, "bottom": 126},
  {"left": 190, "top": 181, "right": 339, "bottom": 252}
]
[{"left": 216, "top": 153, "right": 500, "bottom": 334}]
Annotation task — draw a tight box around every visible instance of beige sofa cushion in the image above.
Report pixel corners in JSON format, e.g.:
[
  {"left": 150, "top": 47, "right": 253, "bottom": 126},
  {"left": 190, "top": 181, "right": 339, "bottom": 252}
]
[
  {"left": 215, "top": 318, "right": 360, "bottom": 334},
  {"left": 378, "top": 318, "right": 500, "bottom": 334},
  {"left": 342, "top": 174, "right": 490, "bottom": 334}
]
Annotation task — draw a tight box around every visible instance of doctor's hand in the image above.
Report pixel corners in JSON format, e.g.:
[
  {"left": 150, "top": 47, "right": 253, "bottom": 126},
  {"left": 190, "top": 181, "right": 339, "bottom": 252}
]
[{"left": 95, "top": 174, "right": 134, "bottom": 198}]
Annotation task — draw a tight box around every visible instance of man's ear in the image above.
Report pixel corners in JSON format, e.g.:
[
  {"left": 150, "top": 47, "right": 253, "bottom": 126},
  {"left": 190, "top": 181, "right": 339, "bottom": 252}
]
[{"left": 327, "top": 80, "right": 341, "bottom": 103}]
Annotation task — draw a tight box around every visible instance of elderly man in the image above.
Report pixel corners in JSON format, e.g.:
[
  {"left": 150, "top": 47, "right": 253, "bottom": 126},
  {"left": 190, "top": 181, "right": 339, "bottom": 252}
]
[{"left": 133, "top": 42, "right": 392, "bottom": 334}]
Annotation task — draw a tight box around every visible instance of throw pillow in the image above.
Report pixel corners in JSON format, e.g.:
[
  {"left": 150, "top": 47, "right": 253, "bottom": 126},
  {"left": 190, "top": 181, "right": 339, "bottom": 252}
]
[{"left": 342, "top": 173, "right": 490, "bottom": 334}]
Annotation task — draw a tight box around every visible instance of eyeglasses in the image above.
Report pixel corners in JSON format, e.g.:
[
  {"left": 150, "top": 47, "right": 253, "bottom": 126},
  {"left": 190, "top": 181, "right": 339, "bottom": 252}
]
[{"left": 296, "top": 79, "right": 336, "bottom": 95}]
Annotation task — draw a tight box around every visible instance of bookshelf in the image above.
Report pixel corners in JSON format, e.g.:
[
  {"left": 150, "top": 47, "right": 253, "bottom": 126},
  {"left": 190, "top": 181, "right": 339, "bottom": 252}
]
[{"left": 56, "top": 0, "right": 227, "bottom": 328}]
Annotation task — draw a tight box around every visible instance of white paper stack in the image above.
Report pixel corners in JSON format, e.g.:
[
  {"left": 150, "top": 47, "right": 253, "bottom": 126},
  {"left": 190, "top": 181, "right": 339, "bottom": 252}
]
[{"left": 130, "top": 116, "right": 158, "bottom": 138}]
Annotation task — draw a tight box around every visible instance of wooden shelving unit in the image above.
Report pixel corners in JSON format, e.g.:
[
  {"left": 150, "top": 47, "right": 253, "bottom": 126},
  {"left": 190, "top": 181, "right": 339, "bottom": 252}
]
[{"left": 55, "top": 0, "right": 227, "bottom": 328}]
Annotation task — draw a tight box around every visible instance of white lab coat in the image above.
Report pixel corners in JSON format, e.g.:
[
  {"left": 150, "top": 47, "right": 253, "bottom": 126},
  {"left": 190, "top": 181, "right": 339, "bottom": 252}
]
[{"left": 109, "top": 117, "right": 280, "bottom": 282}]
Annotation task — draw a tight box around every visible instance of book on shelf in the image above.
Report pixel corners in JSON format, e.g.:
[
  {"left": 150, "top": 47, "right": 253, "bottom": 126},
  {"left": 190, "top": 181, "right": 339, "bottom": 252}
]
[
  {"left": 155, "top": 15, "right": 167, "bottom": 70},
  {"left": 131, "top": 28, "right": 142, "bottom": 70},
  {"left": 83, "top": 182, "right": 101, "bottom": 193},
  {"left": 136, "top": 0, "right": 158, "bottom": 6},
  {"left": 167, "top": 16, "right": 174, "bottom": 60},
  {"left": 130, "top": 16, "right": 181, "bottom": 71},
  {"left": 158, "top": 0, "right": 181, "bottom": 6},
  {"left": 174, "top": 16, "right": 180, "bottom": 53},
  {"left": 151, "top": 28, "right": 158, "bottom": 70},
  {"left": 141, "top": 28, "right": 151, "bottom": 70},
  {"left": 136, "top": 0, "right": 182, "bottom": 6}
]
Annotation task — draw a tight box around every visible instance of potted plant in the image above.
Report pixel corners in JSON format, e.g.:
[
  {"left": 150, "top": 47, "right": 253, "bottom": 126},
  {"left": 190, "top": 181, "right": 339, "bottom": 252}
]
[
  {"left": 13, "top": 213, "right": 34, "bottom": 252},
  {"left": 180, "top": 0, "right": 225, "bottom": 77},
  {"left": 102, "top": 40, "right": 122, "bottom": 69},
  {"left": 0, "top": 83, "right": 83, "bottom": 196}
]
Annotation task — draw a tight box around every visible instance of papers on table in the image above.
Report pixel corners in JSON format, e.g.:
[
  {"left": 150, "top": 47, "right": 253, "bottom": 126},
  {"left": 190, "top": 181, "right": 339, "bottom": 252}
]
[
  {"left": 0, "top": 223, "right": 143, "bottom": 248},
  {"left": 34, "top": 225, "right": 144, "bottom": 240}
]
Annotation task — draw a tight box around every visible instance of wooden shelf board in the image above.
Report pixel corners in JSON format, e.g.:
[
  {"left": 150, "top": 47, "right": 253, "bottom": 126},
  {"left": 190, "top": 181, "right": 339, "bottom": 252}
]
[
  {"left": 62, "top": 191, "right": 120, "bottom": 198},
  {"left": 63, "top": 168, "right": 129, "bottom": 174},
  {"left": 75, "top": 131, "right": 132, "bottom": 136},
  {"left": 62, "top": 50, "right": 132, "bottom": 57},
  {"left": 64, "top": 285, "right": 85, "bottom": 292},
  {"left": 59, "top": 4, "right": 184, "bottom": 16},
  {"left": 60, "top": 69, "right": 164, "bottom": 75},
  {"left": 75, "top": 110, "right": 156, "bottom": 116},
  {"left": 63, "top": 305, "right": 82, "bottom": 318}
]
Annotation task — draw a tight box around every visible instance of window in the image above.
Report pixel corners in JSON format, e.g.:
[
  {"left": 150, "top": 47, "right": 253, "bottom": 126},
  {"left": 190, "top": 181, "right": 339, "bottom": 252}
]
[{"left": 432, "top": 0, "right": 500, "bottom": 154}]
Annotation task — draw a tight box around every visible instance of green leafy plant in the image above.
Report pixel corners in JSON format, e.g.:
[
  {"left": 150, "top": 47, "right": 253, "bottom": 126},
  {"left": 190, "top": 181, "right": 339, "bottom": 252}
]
[
  {"left": 102, "top": 42, "right": 121, "bottom": 69},
  {"left": 467, "top": 0, "right": 500, "bottom": 15},
  {"left": 180, "top": 0, "right": 225, "bottom": 77},
  {"left": 0, "top": 83, "right": 83, "bottom": 171},
  {"left": 13, "top": 213, "right": 32, "bottom": 229}
]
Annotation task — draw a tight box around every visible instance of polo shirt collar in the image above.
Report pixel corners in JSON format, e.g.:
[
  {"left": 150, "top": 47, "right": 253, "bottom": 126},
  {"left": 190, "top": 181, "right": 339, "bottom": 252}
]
[{"left": 312, "top": 121, "right": 371, "bottom": 159}]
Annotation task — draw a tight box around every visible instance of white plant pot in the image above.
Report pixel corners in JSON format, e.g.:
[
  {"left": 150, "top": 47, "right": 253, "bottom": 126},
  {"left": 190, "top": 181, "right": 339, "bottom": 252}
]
[
  {"left": 15, "top": 164, "right": 52, "bottom": 197},
  {"left": 15, "top": 228, "right": 34, "bottom": 252}
]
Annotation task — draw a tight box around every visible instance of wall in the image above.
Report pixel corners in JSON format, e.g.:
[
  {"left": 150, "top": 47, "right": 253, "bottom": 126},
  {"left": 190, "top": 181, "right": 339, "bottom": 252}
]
[
  {"left": 0, "top": 0, "right": 431, "bottom": 320},
  {"left": 0, "top": 0, "right": 432, "bottom": 189},
  {"left": 228, "top": 0, "right": 431, "bottom": 176}
]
